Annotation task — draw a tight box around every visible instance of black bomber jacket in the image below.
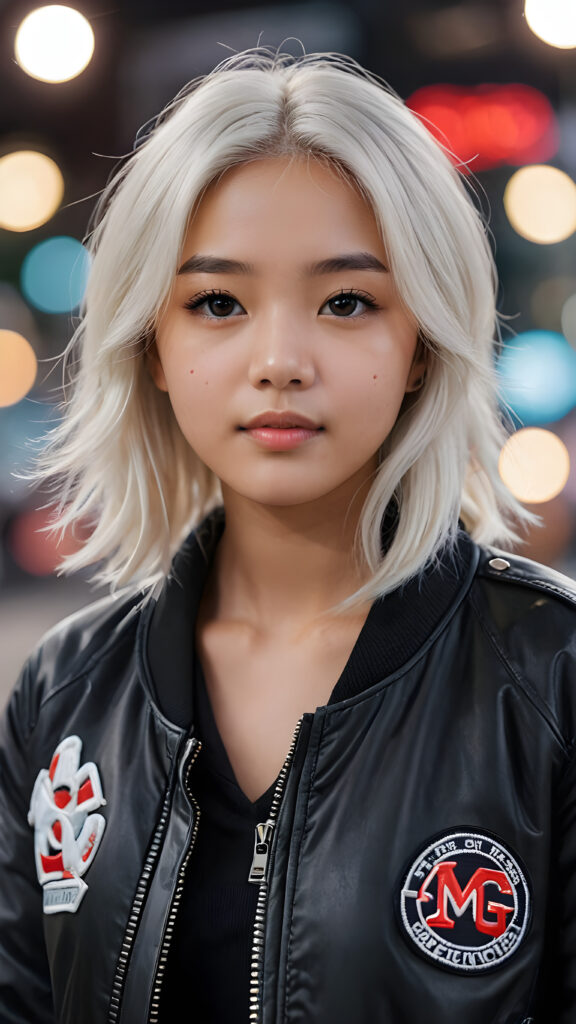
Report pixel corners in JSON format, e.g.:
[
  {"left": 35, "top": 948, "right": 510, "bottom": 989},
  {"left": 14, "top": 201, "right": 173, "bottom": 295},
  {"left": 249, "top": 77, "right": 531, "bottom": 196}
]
[{"left": 2, "top": 508, "right": 576, "bottom": 1024}]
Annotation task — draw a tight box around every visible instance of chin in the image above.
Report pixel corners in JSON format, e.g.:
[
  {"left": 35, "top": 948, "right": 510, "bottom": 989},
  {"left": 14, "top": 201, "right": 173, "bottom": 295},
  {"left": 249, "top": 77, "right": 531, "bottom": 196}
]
[
  {"left": 249, "top": 491, "right": 328, "bottom": 508},
  {"left": 226, "top": 481, "right": 338, "bottom": 508}
]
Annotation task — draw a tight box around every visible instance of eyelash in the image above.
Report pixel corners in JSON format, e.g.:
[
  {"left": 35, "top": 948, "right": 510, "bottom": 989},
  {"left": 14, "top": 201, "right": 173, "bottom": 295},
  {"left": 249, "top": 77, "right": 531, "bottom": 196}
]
[
  {"left": 184, "top": 289, "right": 240, "bottom": 317},
  {"left": 183, "top": 287, "right": 382, "bottom": 319}
]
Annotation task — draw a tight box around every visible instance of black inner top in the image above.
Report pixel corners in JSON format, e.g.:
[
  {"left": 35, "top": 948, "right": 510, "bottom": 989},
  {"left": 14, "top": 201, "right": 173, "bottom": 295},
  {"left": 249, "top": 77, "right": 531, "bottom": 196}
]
[{"left": 159, "top": 649, "right": 275, "bottom": 1022}]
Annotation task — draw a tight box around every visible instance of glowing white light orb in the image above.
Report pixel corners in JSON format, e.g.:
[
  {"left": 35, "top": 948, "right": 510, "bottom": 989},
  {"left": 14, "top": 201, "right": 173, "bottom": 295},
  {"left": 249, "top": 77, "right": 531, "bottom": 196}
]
[
  {"left": 525, "top": 0, "right": 576, "bottom": 49},
  {"left": 0, "top": 151, "right": 64, "bottom": 231},
  {"left": 15, "top": 5, "right": 94, "bottom": 83},
  {"left": 499, "top": 428, "right": 570, "bottom": 503},
  {"left": 504, "top": 165, "right": 576, "bottom": 244}
]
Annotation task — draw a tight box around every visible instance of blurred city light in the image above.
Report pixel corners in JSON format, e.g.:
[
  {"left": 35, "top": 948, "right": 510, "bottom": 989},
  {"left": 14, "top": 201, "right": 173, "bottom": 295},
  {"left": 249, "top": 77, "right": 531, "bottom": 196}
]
[
  {"left": 407, "top": 4, "right": 500, "bottom": 59},
  {"left": 498, "top": 330, "right": 576, "bottom": 425},
  {"left": 20, "top": 236, "right": 90, "bottom": 313},
  {"left": 530, "top": 276, "right": 576, "bottom": 331},
  {"left": 0, "top": 151, "right": 64, "bottom": 232},
  {"left": 0, "top": 283, "right": 41, "bottom": 346},
  {"left": 504, "top": 165, "right": 576, "bottom": 244},
  {"left": 562, "top": 294, "right": 576, "bottom": 347},
  {"left": 499, "top": 427, "right": 570, "bottom": 503},
  {"left": 0, "top": 400, "right": 57, "bottom": 505},
  {"left": 0, "top": 331, "right": 37, "bottom": 407},
  {"left": 407, "top": 84, "right": 557, "bottom": 171},
  {"left": 525, "top": 0, "right": 576, "bottom": 49},
  {"left": 8, "top": 505, "right": 86, "bottom": 576},
  {"left": 14, "top": 5, "right": 95, "bottom": 83},
  {"left": 516, "top": 493, "right": 574, "bottom": 565}
]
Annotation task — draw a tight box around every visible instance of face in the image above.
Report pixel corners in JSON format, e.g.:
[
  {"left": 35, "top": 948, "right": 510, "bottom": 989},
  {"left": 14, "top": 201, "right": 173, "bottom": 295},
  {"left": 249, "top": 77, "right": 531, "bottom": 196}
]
[{"left": 149, "top": 156, "right": 425, "bottom": 511}]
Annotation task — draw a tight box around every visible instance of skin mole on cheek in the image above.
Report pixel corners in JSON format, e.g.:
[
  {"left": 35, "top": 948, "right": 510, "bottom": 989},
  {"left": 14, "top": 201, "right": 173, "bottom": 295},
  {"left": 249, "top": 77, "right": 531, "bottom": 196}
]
[
  {"left": 190, "top": 369, "right": 195, "bottom": 374},
  {"left": 373, "top": 375, "right": 378, "bottom": 380}
]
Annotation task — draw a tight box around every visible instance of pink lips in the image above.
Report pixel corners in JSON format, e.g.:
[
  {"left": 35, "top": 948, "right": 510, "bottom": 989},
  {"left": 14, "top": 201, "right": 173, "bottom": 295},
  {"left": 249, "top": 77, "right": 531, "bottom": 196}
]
[{"left": 240, "top": 411, "right": 323, "bottom": 451}]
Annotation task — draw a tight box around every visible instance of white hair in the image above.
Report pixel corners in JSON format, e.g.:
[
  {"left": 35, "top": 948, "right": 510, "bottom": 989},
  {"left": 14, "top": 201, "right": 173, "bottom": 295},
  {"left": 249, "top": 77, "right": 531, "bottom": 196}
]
[{"left": 32, "top": 47, "right": 532, "bottom": 605}]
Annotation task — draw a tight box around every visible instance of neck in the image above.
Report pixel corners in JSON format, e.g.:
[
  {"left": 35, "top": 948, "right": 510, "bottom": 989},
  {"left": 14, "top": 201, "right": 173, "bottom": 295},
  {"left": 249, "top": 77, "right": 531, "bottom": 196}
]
[{"left": 205, "top": 484, "right": 373, "bottom": 635}]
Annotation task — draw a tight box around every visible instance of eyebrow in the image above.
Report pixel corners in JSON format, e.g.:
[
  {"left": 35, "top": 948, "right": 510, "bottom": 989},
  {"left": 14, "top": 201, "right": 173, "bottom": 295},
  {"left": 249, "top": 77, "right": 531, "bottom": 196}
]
[{"left": 176, "top": 252, "right": 389, "bottom": 275}]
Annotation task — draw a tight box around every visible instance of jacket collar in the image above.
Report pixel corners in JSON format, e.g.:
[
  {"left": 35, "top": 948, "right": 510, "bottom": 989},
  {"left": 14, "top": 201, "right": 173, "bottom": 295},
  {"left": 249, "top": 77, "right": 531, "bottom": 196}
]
[{"left": 144, "top": 506, "right": 479, "bottom": 727}]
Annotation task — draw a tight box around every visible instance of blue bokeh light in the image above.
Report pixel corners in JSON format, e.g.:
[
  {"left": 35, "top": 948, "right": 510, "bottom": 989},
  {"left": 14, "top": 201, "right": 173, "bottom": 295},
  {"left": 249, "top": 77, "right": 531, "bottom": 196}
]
[
  {"left": 20, "top": 236, "right": 90, "bottom": 314},
  {"left": 0, "top": 400, "right": 59, "bottom": 504},
  {"left": 498, "top": 330, "right": 576, "bottom": 425}
]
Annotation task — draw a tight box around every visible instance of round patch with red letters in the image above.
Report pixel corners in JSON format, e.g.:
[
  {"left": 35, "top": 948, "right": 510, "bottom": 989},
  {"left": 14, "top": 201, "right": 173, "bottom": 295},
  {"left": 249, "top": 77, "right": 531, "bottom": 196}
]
[{"left": 398, "top": 829, "right": 531, "bottom": 974}]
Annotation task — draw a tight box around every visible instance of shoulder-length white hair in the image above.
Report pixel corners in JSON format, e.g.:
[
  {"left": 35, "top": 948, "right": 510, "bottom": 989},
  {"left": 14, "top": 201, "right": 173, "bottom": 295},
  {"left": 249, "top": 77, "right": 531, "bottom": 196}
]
[{"left": 34, "top": 47, "right": 530, "bottom": 604}]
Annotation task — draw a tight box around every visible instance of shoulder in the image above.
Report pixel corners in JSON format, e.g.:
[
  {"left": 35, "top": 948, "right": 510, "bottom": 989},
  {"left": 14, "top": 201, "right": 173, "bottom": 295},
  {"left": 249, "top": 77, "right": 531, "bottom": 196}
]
[
  {"left": 472, "top": 544, "right": 576, "bottom": 637},
  {"left": 13, "top": 508, "right": 225, "bottom": 726},
  {"left": 15, "top": 585, "right": 153, "bottom": 725},
  {"left": 476, "top": 545, "right": 576, "bottom": 606},
  {"left": 469, "top": 544, "right": 576, "bottom": 746}
]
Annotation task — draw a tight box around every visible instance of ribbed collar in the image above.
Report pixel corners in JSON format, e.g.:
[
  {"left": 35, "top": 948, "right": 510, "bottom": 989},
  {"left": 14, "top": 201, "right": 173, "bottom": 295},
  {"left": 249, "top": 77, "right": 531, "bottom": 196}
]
[{"left": 145, "top": 507, "right": 478, "bottom": 729}]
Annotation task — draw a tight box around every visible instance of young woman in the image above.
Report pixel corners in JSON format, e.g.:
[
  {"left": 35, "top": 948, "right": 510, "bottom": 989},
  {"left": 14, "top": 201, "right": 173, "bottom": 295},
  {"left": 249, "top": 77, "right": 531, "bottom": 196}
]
[{"left": 1, "top": 48, "right": 575, "bottom": 1024}]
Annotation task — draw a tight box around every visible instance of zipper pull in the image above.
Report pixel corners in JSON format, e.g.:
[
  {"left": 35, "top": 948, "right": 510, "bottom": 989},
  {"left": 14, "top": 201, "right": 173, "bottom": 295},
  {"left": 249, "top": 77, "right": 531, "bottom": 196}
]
[{"left": 248, "top": 820, "right": 275, "bottom": 884}]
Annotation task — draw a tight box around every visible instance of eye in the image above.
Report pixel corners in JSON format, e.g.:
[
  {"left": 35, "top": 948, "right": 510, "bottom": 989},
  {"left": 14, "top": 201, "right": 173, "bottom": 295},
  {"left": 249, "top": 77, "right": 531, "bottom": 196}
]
[
  {"left": 184, "top": 289, "right": 245, "bottom": 319},
  {"left": 320, "top": 289, "right": 380, "bottom": 318}
]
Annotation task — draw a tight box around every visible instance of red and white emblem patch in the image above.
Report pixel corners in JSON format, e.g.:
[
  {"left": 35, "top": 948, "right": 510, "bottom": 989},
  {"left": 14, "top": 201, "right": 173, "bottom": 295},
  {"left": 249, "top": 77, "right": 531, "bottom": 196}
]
[
  {"left": 398, "top": 829, "right": 531, "bottom": 973},
  {"left": 28, "top": 735, "right": 106, "bottom": 914}
]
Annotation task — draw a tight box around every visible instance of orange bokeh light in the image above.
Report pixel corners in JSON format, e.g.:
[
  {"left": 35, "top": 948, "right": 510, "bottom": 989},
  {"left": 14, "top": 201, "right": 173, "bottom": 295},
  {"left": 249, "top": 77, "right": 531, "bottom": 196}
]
[{"left": 0, "top": 330, "right": 37, "bottom": 406}]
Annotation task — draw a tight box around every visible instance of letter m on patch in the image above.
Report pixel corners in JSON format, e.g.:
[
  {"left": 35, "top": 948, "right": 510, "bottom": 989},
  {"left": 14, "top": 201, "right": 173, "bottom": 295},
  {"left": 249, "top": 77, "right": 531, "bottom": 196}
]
[{"left": 417, "top": 861, "right": 514, "bottom": 938}]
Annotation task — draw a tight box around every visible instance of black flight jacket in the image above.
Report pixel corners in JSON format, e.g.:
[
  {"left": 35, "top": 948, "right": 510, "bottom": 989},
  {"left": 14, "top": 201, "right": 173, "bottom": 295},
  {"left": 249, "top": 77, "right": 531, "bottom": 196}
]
[{"left": 1, "top": 508, "right": 576, "bottom": 1023}]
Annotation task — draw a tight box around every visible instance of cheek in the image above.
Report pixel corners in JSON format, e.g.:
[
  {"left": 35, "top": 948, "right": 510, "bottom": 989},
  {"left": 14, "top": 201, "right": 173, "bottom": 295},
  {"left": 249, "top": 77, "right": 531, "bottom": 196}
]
[
  {"left": 339, "top": 358, "right": 409, "bottom": 407},
  {"left": 334, "top": 359, "right": 412, "bottom": 444},
  {"left": 163, "top": 351, "right": 214, "bottom": 397},
  {"left": 163, "top": 353, "right": 235, "bottom": 453}
]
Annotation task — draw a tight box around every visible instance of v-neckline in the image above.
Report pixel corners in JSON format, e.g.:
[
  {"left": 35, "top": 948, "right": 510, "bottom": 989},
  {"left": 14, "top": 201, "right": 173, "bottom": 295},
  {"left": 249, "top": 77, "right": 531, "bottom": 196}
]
[
  {"left": 193, "top": 651, "right": 279, "bottom": 809},
  {"left": 191, "top": 598, "right": 381, "bottom": 807}
]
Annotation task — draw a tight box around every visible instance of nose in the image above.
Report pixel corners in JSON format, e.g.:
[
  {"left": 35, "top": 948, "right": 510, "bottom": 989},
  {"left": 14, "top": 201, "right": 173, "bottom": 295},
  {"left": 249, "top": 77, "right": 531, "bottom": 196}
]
[{"left": 247, "top": 308, "right": 316, "bottom": 390}]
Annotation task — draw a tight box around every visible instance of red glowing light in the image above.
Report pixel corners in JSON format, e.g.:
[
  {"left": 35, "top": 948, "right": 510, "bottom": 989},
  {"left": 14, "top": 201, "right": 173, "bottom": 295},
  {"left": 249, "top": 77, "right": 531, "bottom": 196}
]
[
  {"left": 407, "top": 84, "right": 558, "bottom": 172},
  {"left": 8, "top": 506, "right": 91, "bottom": 576}
]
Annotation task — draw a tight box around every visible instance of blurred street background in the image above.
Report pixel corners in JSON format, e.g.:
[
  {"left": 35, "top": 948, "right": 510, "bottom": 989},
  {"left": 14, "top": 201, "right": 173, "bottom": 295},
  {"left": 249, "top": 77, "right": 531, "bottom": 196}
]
[{"left": 2, "top": 0, "right": 576, "bottom": 705}]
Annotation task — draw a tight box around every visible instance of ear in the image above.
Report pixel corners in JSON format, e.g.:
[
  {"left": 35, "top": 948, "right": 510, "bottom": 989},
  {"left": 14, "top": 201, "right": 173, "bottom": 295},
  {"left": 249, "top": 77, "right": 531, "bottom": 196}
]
[
  {"left": 405, "top": 335, "right": 428, "bottom": 394},
  {"left": 146, "top": 340, "right": 169, "bottom": 392}
]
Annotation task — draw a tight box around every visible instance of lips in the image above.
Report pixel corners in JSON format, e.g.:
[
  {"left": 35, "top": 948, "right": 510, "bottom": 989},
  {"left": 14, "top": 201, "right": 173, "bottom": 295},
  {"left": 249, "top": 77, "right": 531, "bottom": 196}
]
[
  {"left": 239, "top": 411, "right": 324, "bottom": 451},
  {"left": 241, "top": 411, "right": 322, "bottom": 430}
]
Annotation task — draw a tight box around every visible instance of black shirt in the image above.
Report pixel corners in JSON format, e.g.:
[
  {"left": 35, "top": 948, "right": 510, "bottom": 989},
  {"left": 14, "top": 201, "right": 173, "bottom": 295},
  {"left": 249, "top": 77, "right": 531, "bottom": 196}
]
[{"left": 159, "top": 651, "right": 275, "bottom": 1021}]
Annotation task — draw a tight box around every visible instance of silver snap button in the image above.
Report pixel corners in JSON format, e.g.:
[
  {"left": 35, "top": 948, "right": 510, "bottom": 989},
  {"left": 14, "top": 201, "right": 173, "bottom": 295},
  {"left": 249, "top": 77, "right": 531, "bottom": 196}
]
[{"left": 488, "top": 557, "right": 510, "bottom": 571}]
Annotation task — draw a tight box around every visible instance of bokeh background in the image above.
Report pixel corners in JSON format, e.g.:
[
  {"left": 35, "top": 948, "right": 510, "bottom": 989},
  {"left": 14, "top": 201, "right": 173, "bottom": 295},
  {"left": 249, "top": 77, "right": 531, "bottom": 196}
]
[{"left": 2, "top": 0, "right": 576, "bottom": 704}]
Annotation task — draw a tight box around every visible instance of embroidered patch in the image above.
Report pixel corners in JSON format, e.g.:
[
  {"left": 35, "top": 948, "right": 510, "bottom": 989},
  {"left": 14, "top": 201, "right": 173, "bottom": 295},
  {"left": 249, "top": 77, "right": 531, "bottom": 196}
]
[
  {"left": 398, "top": 829, "right": 531, "bottom": 974},
  {"left": 28, "top": 735, "right": 106, "bottom": 914}
]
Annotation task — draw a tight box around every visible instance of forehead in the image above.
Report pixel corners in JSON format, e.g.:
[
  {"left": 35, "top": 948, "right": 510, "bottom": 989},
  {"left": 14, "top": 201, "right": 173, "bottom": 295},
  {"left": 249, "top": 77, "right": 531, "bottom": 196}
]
[{"left": 180, "top": 156, "right": 385, "bottom": 259}]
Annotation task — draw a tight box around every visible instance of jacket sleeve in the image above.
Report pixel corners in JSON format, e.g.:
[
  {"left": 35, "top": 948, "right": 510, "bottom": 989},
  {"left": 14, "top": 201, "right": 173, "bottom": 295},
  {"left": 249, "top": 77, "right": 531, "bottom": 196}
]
[
  {"left": 0, "top": 660, "right": 55, "bottom": 1024},
  {"left": 531, "top": 742, "right": 576, "bottom": 1022}
]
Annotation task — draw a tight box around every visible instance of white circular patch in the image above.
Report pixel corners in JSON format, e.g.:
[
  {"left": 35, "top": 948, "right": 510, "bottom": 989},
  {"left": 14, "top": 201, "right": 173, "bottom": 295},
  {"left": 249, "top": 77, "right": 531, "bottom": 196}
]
[{"left": 398, "top": 829, "right": 531, "bottom": 974}]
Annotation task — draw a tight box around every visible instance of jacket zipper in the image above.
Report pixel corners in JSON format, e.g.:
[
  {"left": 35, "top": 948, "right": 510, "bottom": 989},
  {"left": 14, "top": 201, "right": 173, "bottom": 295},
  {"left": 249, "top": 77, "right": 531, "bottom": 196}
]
[
  {"left": 107, "top": 736, "right": 197, "bottom": 1022},
  {"left": 248, "top": 717, "right": 303, "bottom": 1023},
  {"left": 148, "top": 735, "right": 202, "bottom": 1023},
  {"left": 107, "top": 736, "right": 201, "bottom": 1023}
]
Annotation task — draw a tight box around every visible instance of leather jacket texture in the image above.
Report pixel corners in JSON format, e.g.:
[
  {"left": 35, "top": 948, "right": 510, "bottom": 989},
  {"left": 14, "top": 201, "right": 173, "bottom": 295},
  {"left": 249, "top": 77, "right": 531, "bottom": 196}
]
[{"left": 2, "top": 507, "right": 576, "bottom": 1024}]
